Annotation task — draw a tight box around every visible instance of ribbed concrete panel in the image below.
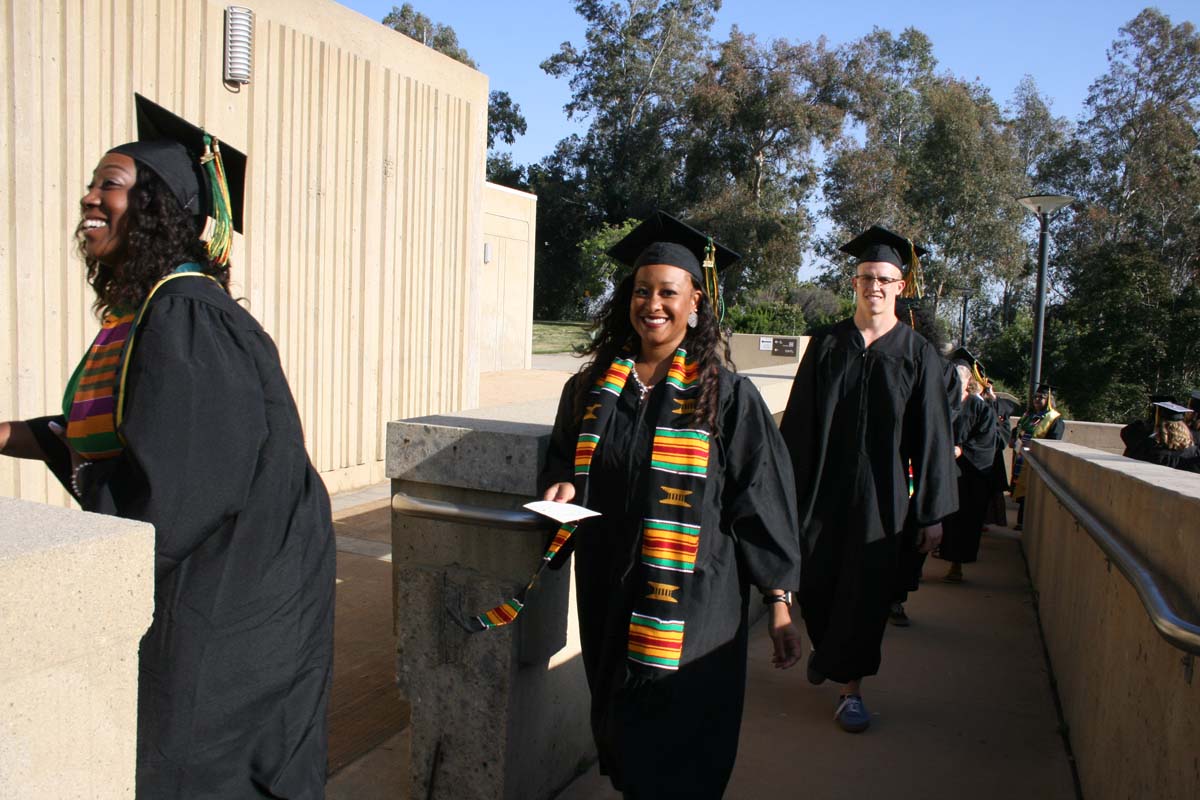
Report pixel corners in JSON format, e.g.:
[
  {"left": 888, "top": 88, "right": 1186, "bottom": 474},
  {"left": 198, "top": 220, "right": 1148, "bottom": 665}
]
[{"left": 0, "top": 0, "right": 487, "bottom": 502}]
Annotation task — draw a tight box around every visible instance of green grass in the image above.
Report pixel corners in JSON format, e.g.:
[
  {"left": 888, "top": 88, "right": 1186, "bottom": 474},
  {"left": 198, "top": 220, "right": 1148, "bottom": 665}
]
[{"left": 533, "top": 321, "right": 592, "bottom": 354}]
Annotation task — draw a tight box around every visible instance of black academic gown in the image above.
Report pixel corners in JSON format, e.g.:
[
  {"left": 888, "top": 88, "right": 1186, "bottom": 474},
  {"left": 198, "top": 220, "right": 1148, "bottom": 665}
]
[
  {"left": 780, "top": 318, "right": 957, "bottom": 683},
  {"left": 541, "top": 368, "right": 800, "bottom": 799},
  {"left": 30, "top": 275, "right": 335, "bottom": 799},
  {"left": 1129, "top": 441, "right": 1200, "bottom": 472},
  {"left": 893, "top": 358, "right": 960, "bottom": 602},
  {"left": 937, "top": 393, "right": 996, "bottom": 564}
]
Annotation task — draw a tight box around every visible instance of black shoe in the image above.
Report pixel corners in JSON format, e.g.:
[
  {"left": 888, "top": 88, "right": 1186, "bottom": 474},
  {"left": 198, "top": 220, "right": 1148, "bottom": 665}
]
[
  {"left": 888, "top": 602, "right": 910, "bottom": 627},
  {"left": 806, "top": 650, "right": 826, "bottom": 685}
]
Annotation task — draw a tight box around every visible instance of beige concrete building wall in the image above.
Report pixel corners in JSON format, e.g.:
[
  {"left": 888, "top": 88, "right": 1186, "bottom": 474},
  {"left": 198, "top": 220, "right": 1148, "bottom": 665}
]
[
  {"left": 480, "top": 182, "right": 537, "bottom": 373},
  {"left": 1023, "top": 441, "right": 1200, "bottom": 800},
  {"left": 0, "top": 0, "right": 488, "bottom": 503},
  {"left": 0, "top": 497, "right": 154, "bottom": 799}
]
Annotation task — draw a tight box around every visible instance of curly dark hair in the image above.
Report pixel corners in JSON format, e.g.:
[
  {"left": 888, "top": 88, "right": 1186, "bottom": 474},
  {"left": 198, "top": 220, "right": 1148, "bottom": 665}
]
[
  {"left": 574, "top": 272, "right": 732, "bottom": 434},
  {"left": 77, "top": 164, "right": 231, "bottom": 315}
]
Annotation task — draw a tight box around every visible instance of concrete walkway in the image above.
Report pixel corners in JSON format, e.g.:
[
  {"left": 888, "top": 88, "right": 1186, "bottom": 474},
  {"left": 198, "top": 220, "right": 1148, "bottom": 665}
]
[{"left": 324, "top": 358, "right": 1080, "bottom": 799}]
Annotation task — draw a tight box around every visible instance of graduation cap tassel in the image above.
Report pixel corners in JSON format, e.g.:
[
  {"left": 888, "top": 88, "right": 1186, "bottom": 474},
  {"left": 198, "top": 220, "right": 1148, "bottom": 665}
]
[
  {"left": 901, "top": 240, "right": 924, "bottom": 300},
  {"left": 200, "top": 134, "right": 234, "bottom": 265},
  {"left": 702, "top": 237, "right": 724, "bottom": 322}
]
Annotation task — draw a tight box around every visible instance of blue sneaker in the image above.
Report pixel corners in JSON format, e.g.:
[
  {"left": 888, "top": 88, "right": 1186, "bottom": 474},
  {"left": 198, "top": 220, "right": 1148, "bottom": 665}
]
[{"left": 834, "top": 694, "right": 871, "bottom": 733}]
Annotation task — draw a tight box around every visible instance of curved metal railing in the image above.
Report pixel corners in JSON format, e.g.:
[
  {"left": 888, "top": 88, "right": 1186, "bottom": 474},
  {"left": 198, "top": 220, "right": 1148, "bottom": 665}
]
[
  {"left": 1025, "top": 446, "right": 1200, "bottom": 655},
  {"left": 391, "top": 491, "right": 553, "bottom": 531}
]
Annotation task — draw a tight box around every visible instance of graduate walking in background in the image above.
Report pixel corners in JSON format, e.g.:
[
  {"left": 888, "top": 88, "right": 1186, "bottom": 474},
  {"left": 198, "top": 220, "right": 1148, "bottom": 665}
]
[
  {"left": 1010, "top": 383, "right": 1065, "bottom": 530},
  {"left": 937, "top": 354, "right": 997, "bottom": 583},
  {"left": 781, "top": 226, "right": 957, "bottom": 733}
]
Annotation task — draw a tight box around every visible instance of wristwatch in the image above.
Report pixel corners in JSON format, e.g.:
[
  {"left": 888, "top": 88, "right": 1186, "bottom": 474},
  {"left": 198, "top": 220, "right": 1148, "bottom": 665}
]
[{"left": 763, "top": 590, "right": 792, "bottom": 607}]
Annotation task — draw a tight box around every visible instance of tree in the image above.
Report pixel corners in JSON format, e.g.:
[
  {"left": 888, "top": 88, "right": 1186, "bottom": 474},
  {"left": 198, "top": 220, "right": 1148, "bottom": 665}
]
[
  {"left": 382, "top": 4, "right": 529, "bottom": 185},
  {"left": 1038, "top": 9, "right": 1200, "bottom": 419},
  {"left": 679, "top": 29, "right": 848, "bottom": 301}
]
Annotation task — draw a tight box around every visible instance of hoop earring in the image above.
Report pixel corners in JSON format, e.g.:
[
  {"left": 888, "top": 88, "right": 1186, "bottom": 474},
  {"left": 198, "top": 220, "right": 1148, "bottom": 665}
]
[{"left": 687, "top": 310, "right": 698, "bottom": 328}]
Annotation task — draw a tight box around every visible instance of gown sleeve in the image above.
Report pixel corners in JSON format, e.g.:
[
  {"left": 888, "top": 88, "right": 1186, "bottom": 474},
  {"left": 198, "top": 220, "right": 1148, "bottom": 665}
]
[
  {"left": 105, "top": 294, "right": 270, "bottom": 580},
  {"left": 26, "top": 415, "right": 73, "bottom": 493},
  {"left": 1047, "top": 416, "right": 1066, "bottom": 440},
  {"left": 720, "top": 376, "right": 802, "bottom": 591},
  {"left": 540, "top": 375, "right": 582, "bottom": 492},
  {"left": 903, "top": 342, "right": 958, "bottom": 527}
]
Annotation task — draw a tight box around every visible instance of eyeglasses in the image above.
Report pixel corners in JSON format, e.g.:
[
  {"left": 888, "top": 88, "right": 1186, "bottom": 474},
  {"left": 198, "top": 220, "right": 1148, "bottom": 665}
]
[{"left": 852, "top": 275, "right": 903, "bottom": 288}]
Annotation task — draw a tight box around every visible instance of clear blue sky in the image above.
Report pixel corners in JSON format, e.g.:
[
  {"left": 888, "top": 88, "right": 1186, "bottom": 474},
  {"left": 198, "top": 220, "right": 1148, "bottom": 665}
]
[{"left": 336, "top": 1, "right": 1197, "bottom": 167}]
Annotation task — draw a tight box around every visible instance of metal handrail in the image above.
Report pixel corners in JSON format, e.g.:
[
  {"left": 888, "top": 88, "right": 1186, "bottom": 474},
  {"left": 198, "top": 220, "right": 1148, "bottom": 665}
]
[
  {"left": 391, "top": 491, "right": 553, "bottom": 531},
  {"left": 1025, "top": 445, "right": 1200, "bottom": 655}
]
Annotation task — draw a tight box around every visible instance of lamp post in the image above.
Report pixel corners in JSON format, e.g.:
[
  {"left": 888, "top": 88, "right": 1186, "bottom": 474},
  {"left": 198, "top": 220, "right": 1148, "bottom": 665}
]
[{"left": 1017, "top": 194, "right": 1074, "bottom": 402}]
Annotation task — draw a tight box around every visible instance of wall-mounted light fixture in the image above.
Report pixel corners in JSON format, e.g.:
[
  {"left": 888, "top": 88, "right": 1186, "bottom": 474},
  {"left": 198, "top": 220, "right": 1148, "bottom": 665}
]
[{"left": 224, "top": 6, "right": 254, "bottom": 85}]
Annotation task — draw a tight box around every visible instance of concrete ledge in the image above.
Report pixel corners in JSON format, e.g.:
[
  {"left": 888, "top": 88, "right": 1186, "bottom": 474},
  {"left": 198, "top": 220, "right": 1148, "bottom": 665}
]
[
  {"left": 0, "top": 497, "right": 154, "bottom": 799},
  {"left": 1024, "top": 442, "right": 1200, "bottom": 800},
  {"left": 1062, "top": 420, "right": 1124, "bottom": 454}
]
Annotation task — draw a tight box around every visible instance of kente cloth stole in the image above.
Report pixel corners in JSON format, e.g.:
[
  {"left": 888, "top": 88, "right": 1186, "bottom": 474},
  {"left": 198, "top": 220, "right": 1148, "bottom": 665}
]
[
  {"left": 461, "top": 349, "right": 711, "bottom": 678},
  {"left": 1011, "top": 410, "right": 1061, "bottom": 476},
  {"left": 61, "top": 265, "right": 216, "bottom": 461},
  {"left": 62, "top": 310, "right": 137, "bottom": 459}
]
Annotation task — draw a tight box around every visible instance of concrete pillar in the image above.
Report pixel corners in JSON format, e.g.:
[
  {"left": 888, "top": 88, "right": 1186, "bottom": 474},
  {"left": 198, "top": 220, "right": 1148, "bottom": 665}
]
[
  {"left": 386, "top": 416, "right": 594, "bottom": 800},
  {"left": 0, "top": 497, "right": 154, "bottom": 799}
]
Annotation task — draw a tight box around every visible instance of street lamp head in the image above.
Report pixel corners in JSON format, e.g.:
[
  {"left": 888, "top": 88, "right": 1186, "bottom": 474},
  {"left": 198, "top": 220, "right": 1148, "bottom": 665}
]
[{"left": 1017, "top": 194, "right": 1075, "bottom": 216}]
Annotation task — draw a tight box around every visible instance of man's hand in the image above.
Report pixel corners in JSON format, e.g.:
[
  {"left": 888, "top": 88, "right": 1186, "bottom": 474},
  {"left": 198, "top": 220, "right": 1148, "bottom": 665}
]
[
  {"left": 917, "top": 522, "right": 943, "bottom": 554},
  {"left": 767, "top": 604, "right": 804, "bottom": 669}
]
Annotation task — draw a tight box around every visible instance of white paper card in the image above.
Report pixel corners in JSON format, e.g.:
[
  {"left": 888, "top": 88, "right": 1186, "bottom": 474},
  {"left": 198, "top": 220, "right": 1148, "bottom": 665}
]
[
  {"left": 523, "top": 500, "right": 602, "bottom": 525},
  {"left": 759, "top": 336, "right": 773, "bottom": 351}
]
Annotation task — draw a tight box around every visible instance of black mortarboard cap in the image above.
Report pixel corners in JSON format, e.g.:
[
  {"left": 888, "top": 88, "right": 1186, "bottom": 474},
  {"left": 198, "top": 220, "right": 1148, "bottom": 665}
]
[
  {"left": 108, "top": 94, "right": 246, "bottom": 234},
  {"left": 1189, "top": 391, "right": 1200, "bottom": 413},
  {"left": 607, "top": 211, "right": 740, "bottom": 284},
  {"left": 1035, "top": 382, "right": 1056, "bottom": 395},
  {"left": 1153, "top": 401, "right": 1189, "bottom": 422},
  {"left": 839, "top": 225, "right": 927, "bottom": 273},
  {"left": 950, "top": 348, "right": 981, "bottom": 369}
]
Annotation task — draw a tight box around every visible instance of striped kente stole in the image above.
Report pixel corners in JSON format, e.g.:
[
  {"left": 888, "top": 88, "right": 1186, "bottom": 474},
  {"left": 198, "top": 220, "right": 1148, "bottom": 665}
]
[
  {"left": 60, "top": 265, "right": 216, "bottom": 462},
  {"left": 461, "top": 349, "right": 711, "bottom": 681},
  {"left": 62, "top": 310, "right": 136, "bottom": 459}
]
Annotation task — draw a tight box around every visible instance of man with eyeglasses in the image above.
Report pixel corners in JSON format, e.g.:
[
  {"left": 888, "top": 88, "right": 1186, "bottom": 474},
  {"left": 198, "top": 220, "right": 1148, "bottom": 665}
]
[{"left": 780, "top": 225, "right": 958, "bottom": 734}]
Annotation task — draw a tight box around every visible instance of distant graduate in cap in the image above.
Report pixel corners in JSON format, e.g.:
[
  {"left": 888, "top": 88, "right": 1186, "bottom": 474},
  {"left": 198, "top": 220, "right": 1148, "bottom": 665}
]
[
  {"left": 493, "top": 208, "right": 803, "bottom": 796},
  {"left": 17, "top": 93, "right": 337, "bottom": 796},
  {"left": 1129, "top": 401, "right": 1200, "bottom": 467},
  {"left": 951, "top": 347, "right": 988, "bottom": 389}
]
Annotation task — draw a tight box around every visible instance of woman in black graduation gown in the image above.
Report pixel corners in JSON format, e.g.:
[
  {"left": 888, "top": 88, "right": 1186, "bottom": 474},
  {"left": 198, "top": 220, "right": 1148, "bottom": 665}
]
[
  {"left": 1128, "top": 402, "right": 1200, "bottom": 472},
  {"left": 539, "top": 212, "right": 803, "bottom": 798},
  {"left": 937, "top": 365, "right": 997, "bottom": 581},
  {"left": 0, "top": 95, "right": 334, "bottom": 798}
]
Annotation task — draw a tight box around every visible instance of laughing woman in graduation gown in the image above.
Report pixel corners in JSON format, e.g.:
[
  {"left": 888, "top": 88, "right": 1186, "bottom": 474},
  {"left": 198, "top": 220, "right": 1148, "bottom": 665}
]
[
  {"left": 539, "top": 213, "right": 803, "bottom": 799},
  {"left": 0, "top": 95, "right": 335, "bottom": 798}
]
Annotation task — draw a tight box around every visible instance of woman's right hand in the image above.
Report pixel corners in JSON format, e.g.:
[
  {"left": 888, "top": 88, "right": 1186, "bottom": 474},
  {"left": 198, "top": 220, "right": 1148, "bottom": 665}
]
[{"left": 543, "top": 482, "right": 575, "bottom": 503}]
